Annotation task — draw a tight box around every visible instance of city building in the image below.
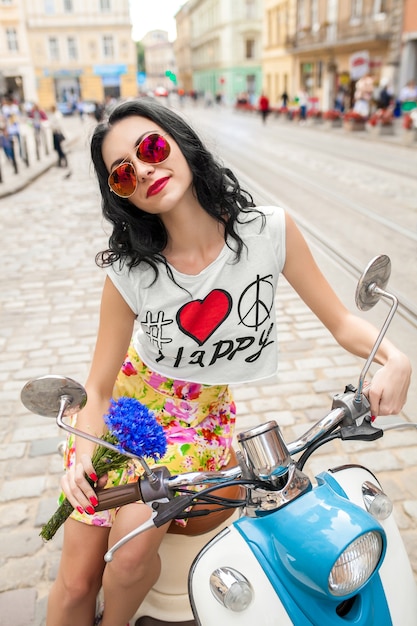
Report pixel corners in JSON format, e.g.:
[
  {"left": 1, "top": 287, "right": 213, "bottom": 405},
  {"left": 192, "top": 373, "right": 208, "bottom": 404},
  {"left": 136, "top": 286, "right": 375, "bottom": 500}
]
[
  {"left": 399, "top": 0, "right": 417, "bottom": 91},
  {"left": 265, "top": 0, "right": 404, "bottom": 111},
  {"left": 262, "top": 0, "right": 297, "bottom": 107},
  {"left": 0, "top": 0, "right": 137, "bottom": 108},
  {"left": 141, "top": 30, "right": 177, "bottom": 95},
  {"left": 174, "top": 1, "right": 193, "bottom": 93},
  {"left": 0, "top": 0, "right": 36, "bottom": 102},
  {"left": 176, "top": 0, "right": 263, "bottom": 105}
]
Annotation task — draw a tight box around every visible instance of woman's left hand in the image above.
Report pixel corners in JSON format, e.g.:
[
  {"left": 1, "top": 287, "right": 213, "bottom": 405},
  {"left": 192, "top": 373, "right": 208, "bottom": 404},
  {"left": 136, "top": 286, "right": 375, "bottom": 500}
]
[{"left": 367, "top": 352, "right": 412, "bottom": 417}]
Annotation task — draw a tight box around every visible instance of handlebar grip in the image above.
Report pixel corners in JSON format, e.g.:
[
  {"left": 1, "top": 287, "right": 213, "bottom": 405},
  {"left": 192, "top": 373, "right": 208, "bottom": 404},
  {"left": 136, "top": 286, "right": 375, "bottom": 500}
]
[{"left": 95, "top": 481, "right": 142, "bottom": 512}]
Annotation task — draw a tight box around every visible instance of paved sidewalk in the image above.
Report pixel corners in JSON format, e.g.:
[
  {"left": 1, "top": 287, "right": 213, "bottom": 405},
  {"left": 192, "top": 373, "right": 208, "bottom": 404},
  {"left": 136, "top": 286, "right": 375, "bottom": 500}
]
[
  {"left": 0, "top": 115, "right": 87, "bottom": 199},
  {"left": 0, "top": 109, "right": 415, "bottom": 201},
  {"left": 0, "top": 108, "right": 416, "bottom": 626}
]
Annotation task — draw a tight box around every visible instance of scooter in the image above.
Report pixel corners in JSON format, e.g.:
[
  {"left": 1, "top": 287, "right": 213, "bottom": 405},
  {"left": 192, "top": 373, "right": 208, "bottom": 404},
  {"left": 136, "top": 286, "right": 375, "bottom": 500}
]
[{"left": 21, "top": 255, "right": 417, "bottom": 626}]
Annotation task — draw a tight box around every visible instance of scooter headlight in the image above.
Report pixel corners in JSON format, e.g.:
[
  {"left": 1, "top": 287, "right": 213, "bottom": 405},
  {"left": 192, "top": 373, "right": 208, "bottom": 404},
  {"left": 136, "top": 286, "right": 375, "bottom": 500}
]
[{"left": 329, "top": 531, "right": 383, "bottom": 596}]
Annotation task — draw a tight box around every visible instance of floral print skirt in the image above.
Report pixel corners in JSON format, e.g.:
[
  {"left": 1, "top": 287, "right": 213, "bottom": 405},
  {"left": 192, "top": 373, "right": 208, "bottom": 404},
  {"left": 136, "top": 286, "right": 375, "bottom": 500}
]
[{"left": 63, "top": 343, "right": 236, "bottom": 528}]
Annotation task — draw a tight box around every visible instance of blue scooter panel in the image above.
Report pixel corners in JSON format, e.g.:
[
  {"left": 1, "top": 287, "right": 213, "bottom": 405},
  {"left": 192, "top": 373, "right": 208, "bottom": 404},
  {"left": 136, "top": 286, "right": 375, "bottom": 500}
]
[{"left": 234, "top": 477, "right": 392, "bottom": 625}]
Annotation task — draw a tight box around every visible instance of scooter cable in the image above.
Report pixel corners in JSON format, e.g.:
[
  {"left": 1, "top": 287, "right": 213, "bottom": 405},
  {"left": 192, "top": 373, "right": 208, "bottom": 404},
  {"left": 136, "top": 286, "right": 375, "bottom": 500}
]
[{"left": 296, "top": 431, "right": 341, "bottom": 471}]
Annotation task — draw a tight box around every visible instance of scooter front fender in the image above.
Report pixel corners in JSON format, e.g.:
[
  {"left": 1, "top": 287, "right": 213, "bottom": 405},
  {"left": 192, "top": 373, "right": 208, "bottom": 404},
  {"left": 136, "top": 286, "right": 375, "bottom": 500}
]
[{"left": 323, "top": 464, "right": 417, "bottom": 626}]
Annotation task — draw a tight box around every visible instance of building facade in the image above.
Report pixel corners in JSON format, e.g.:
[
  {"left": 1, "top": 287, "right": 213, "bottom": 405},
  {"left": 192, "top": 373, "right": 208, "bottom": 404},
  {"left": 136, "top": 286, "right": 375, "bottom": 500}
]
[
  {"left": 174, "top": 1, "right": 193, "bottom": 93},
  {"left": 0, "top": 0, "right": 137, "bottom": 108},
  {"left": 262, "top": 0, "right": 297, "bottom": 107},
  {"left": 177, "top": 0, "right": 263, "bottom": 105},
  {"left": 0, "top": 0, "right": 36, "bottom": 102},
  {"left": 262, "top": 0, "right": 405, "bottom": 110},
  {"left": 399, "top": 0, "right": 417, "bottom": 91},
  {"left": 141, "top": 30, "right": 176, "bottom": 94}
]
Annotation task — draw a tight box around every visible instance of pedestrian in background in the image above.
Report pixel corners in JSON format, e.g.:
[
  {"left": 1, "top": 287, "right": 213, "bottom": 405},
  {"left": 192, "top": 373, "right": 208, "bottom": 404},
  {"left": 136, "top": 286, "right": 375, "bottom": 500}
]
[
  {"left": 1, "top": 96, "right": 22, "bottom": 157},
  {"left": 28, "top": 103, "right": 48, "bottom": 156},
  {"left": 49, "top": 105, "right": 69, "bottom": 169},
  {"left": 46, "top": 98, "right": 412, "bottom": 626},
  {"left": 281, "top": 90, "right": 289, "bottom": 108},
  {"left": 297, "top": 88, "right": 308, "bottom": 121},
  {"left": 259, "top": 92, "right": 270, "bottom": 123},
  {"left": 49, "top": 105, "right": 68, "bottom": 167},
  {"left": 399, "top": 79, "right": 417, "bottom": 105}
]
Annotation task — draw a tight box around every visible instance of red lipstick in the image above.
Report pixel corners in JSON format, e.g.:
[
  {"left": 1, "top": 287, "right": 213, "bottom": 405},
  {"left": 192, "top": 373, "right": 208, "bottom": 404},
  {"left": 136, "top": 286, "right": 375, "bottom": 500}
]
[{"left": 147, "top": 177, "right": 170, "bottom": 198}]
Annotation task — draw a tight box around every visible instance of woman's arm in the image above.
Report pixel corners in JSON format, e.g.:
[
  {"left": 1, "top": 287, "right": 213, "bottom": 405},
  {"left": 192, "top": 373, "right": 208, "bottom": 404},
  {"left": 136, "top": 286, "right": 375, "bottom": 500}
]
[
  {"left": 61, "top": 276, "right": 136, "bottom": 512},
  {"left": 282, "top": 212, "right": 411, "bottom": 417}
]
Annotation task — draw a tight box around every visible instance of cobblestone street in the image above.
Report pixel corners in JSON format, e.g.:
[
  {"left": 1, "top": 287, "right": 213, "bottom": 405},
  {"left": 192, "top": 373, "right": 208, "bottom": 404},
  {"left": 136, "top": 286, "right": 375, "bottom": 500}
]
[{"left": 0, "top": 109, "right": 416, "bottom": 626}]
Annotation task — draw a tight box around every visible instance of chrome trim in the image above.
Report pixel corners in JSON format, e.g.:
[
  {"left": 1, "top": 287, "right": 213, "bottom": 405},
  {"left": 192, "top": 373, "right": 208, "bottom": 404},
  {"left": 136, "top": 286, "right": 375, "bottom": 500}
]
[
  {"left": 244, "top": 464, "right": 311, "bottom": 517},
  {"left": 166, "top": 465, "right": 242, "bottom": 489},
  {"left": 287, "top": 407, "right": 346, "bottom": 455}
]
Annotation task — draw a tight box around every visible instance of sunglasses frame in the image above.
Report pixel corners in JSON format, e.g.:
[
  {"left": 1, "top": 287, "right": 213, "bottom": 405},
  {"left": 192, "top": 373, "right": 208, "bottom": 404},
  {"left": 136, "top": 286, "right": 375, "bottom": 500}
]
[{"left": 108, "top": 132, "right": 171, "bottom": 198}]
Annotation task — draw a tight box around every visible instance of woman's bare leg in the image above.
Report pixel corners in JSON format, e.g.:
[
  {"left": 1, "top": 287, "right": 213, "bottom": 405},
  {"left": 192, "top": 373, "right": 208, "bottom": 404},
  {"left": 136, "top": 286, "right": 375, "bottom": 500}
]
[
  {"left": 100, "top": 503, "right": 169, "bottom": 626},
  {"left": 47, "top": 518, "right": 110, "bottom": 626}
]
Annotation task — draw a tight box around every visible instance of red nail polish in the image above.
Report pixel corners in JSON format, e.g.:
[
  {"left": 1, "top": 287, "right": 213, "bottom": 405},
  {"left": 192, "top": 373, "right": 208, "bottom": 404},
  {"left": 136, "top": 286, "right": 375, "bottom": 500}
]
[
  {"left": 86, "top": 505, "right": 95, "bottom": 515},
  {"left": 76, "top": 506, "right": 84, "bottom": 515},
  {"left": 90, "top": 496, "right": 98, "bottom": 507},
  {"left": 89, "top": 472, "right": 98, "bottom": 482},
  {"left": 371, "top": 415, "right": 376, "bottom": 422}
]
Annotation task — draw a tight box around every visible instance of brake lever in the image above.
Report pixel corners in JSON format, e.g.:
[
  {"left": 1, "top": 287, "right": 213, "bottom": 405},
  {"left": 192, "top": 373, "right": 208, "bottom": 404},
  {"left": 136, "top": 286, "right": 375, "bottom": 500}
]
[{"left": 104, "top": 509, "right": 158, "bottom": 562}]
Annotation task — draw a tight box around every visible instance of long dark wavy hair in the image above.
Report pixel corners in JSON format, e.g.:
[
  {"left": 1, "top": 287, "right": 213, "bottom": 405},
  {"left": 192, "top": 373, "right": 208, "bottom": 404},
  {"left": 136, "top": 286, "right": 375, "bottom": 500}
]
[{"left": 91, "top": 98, "right": 261, "bottom": 278}]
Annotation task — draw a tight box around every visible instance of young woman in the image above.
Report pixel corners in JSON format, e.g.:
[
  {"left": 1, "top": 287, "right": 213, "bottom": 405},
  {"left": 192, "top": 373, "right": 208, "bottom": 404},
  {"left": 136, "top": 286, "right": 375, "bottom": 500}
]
[{"left": 49, "top": 98, "right": 411, "bottom": 626}]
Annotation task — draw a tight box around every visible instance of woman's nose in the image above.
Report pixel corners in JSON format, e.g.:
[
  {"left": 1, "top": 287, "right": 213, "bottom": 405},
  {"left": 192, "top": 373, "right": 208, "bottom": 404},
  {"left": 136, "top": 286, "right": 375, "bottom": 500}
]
[{"left": 133, "top": 157, "right": 155, "bottom": 181}]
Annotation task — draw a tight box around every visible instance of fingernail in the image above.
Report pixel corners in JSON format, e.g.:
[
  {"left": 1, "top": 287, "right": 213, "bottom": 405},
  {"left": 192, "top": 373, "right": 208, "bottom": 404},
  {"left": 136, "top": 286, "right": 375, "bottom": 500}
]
[
  {"left": 371, "top": 415, "right": 376, "bottom": 422},
  {"left": 76, "top": 506, "right": 84, "bottom": 515},
  {"left": 90, "top": 496, "right": 98, "bottom": 507},
  {"left": 85, "top": 506, "right": 95, "bottom": 515},
  {"left": 89, "top": 472, "right": 98, "bottom": 482}
]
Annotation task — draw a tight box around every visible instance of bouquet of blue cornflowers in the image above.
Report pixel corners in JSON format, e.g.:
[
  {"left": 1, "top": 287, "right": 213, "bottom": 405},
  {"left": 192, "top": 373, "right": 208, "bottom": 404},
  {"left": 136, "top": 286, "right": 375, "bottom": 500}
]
[{"left": 40, "top": 397, "right": 167, "bottom": 541}]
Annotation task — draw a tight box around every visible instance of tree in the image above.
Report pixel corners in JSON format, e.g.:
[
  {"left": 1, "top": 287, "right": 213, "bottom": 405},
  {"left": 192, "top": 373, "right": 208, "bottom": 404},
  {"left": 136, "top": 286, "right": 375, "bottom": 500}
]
[{"left": 136, "top": 42, "right": 145, "bottom": 73}]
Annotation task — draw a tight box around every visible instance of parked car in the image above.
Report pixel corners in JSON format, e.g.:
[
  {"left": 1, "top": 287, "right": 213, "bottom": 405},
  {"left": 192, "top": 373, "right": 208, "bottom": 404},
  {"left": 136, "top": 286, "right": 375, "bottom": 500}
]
[
  {"left": 154, "top": 87, "right": 168, "bottom": 97},
  {"left": 56, "top": 101, "right": 74, "bottom": 116}
]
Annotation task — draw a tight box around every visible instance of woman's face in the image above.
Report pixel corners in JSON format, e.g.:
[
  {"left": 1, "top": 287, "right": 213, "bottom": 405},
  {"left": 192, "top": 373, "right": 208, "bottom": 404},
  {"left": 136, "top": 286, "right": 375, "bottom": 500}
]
[{"left": 102, "top": 115, "right": 194, "bottom": 215}]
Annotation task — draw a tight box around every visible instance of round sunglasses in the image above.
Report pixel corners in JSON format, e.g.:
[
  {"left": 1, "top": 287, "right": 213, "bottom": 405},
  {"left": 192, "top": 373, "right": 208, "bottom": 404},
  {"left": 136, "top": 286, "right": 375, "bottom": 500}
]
[{"left": 108, "top": 132, "right": 171, "bottom": 198}]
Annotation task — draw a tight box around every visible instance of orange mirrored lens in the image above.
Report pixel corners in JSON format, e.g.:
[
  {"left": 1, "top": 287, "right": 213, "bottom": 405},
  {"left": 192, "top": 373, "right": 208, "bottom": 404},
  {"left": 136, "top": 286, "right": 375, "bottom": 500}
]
[
  {"left": 108, "top": 163, "right": 137, "bottom": 197},
  {"left": 138, "top": 133, "right": 170, "bottom": 163}
]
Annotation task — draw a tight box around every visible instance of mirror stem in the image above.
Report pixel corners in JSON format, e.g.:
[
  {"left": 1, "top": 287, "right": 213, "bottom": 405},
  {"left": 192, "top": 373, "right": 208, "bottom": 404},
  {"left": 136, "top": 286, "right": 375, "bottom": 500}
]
[
  {"left": 355, "top": 287, "right": 398, "bottom": 405},
  {"left": 56, "top": 396, "right": 160, "bottom": 485}
]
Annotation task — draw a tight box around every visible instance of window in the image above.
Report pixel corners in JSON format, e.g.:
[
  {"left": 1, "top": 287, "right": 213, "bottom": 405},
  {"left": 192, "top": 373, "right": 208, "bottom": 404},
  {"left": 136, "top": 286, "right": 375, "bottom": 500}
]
[
  {"left": 297, "top": 0, "right": 306, "bottom": 29},
  {"left": 44, "top": 0, "right": 54, "bottom": 13},
  {"left": 275, "top": 9, "right": 280, "bottom": 44},
  {"left": 351, "top": 0, "right": 363, "bottom": 19},
  {"left": 245, "top": 0, "right": 256, "bottom": 20},
  {"left": 6, "top": 27, "right": 19, "bottom": 52},
  {"left": 100, "top": 0, "right": 111, "bottom": 10},
  {"left": 49, "top": 37, "right": 59, "bottom": 61},
  {"left": 103, "top": 35, "right": 114, "bottom": 58},
  {"left": 63, "top": 0, "right": 73, "bottom": 12},
  {"left": 67, "top": 37, "right": 77, "bottom": 60},
  {"left": 311, "top": 0, "right": 320, "bottom": 31},
  {"left": 317, "top": 60, "right": 323, "bottom": 88},
  {"left": 373, "top": 0, "right": 387, "bottom": 14},
  {"left": 245, "top": 38, "right": 255, "bottom": 59}
]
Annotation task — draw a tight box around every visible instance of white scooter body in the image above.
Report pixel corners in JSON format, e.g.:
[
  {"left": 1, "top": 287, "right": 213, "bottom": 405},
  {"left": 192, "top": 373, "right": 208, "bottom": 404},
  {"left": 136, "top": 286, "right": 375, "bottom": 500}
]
[{"left": 134, "top": 465, "right": 417, "bottom": 626}]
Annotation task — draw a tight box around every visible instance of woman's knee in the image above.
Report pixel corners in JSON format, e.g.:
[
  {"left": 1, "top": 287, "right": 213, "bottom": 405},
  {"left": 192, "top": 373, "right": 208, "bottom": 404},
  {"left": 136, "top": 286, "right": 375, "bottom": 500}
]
[
  {"left": 106, "top": 541, "right": 161, "bottom": 584},
  {"left": 57, "top": 567, "right": 102, "bottom": 608}
]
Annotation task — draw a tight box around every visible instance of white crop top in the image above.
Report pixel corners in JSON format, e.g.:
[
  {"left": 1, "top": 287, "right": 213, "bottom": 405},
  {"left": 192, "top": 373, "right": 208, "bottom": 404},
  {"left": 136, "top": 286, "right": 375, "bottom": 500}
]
[{"left": 107, "top": 205, "right": 286, "bottom": 384}]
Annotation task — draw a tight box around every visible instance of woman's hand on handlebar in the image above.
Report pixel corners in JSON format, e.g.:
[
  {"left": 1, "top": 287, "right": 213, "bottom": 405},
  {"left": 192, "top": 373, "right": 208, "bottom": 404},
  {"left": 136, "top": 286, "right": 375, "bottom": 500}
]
[
  {"left": 367, "top": 351, "right": 411, "bottom": 417},
  {"left": 61, "top": 453, "right": 107, "bottom": 515}
]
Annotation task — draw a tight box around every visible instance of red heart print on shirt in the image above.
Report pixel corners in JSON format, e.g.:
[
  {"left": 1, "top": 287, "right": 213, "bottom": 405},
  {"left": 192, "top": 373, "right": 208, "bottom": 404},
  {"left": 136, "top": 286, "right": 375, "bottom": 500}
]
[{"left": 177, "top": 289, "right": 232, "bottom": 345}]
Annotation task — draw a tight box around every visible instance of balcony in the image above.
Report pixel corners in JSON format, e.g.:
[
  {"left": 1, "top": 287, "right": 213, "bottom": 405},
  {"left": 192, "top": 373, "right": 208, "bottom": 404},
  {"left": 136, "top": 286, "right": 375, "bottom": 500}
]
[{"left": 290, "top": 12, "right": 392, "bottom": 51}]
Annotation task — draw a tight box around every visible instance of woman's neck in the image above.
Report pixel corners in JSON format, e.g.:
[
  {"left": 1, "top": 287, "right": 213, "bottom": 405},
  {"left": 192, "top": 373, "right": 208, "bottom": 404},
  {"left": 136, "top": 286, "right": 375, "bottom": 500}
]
[{"left": 162, "top": 205, "right": 226, "bottom": 275}]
